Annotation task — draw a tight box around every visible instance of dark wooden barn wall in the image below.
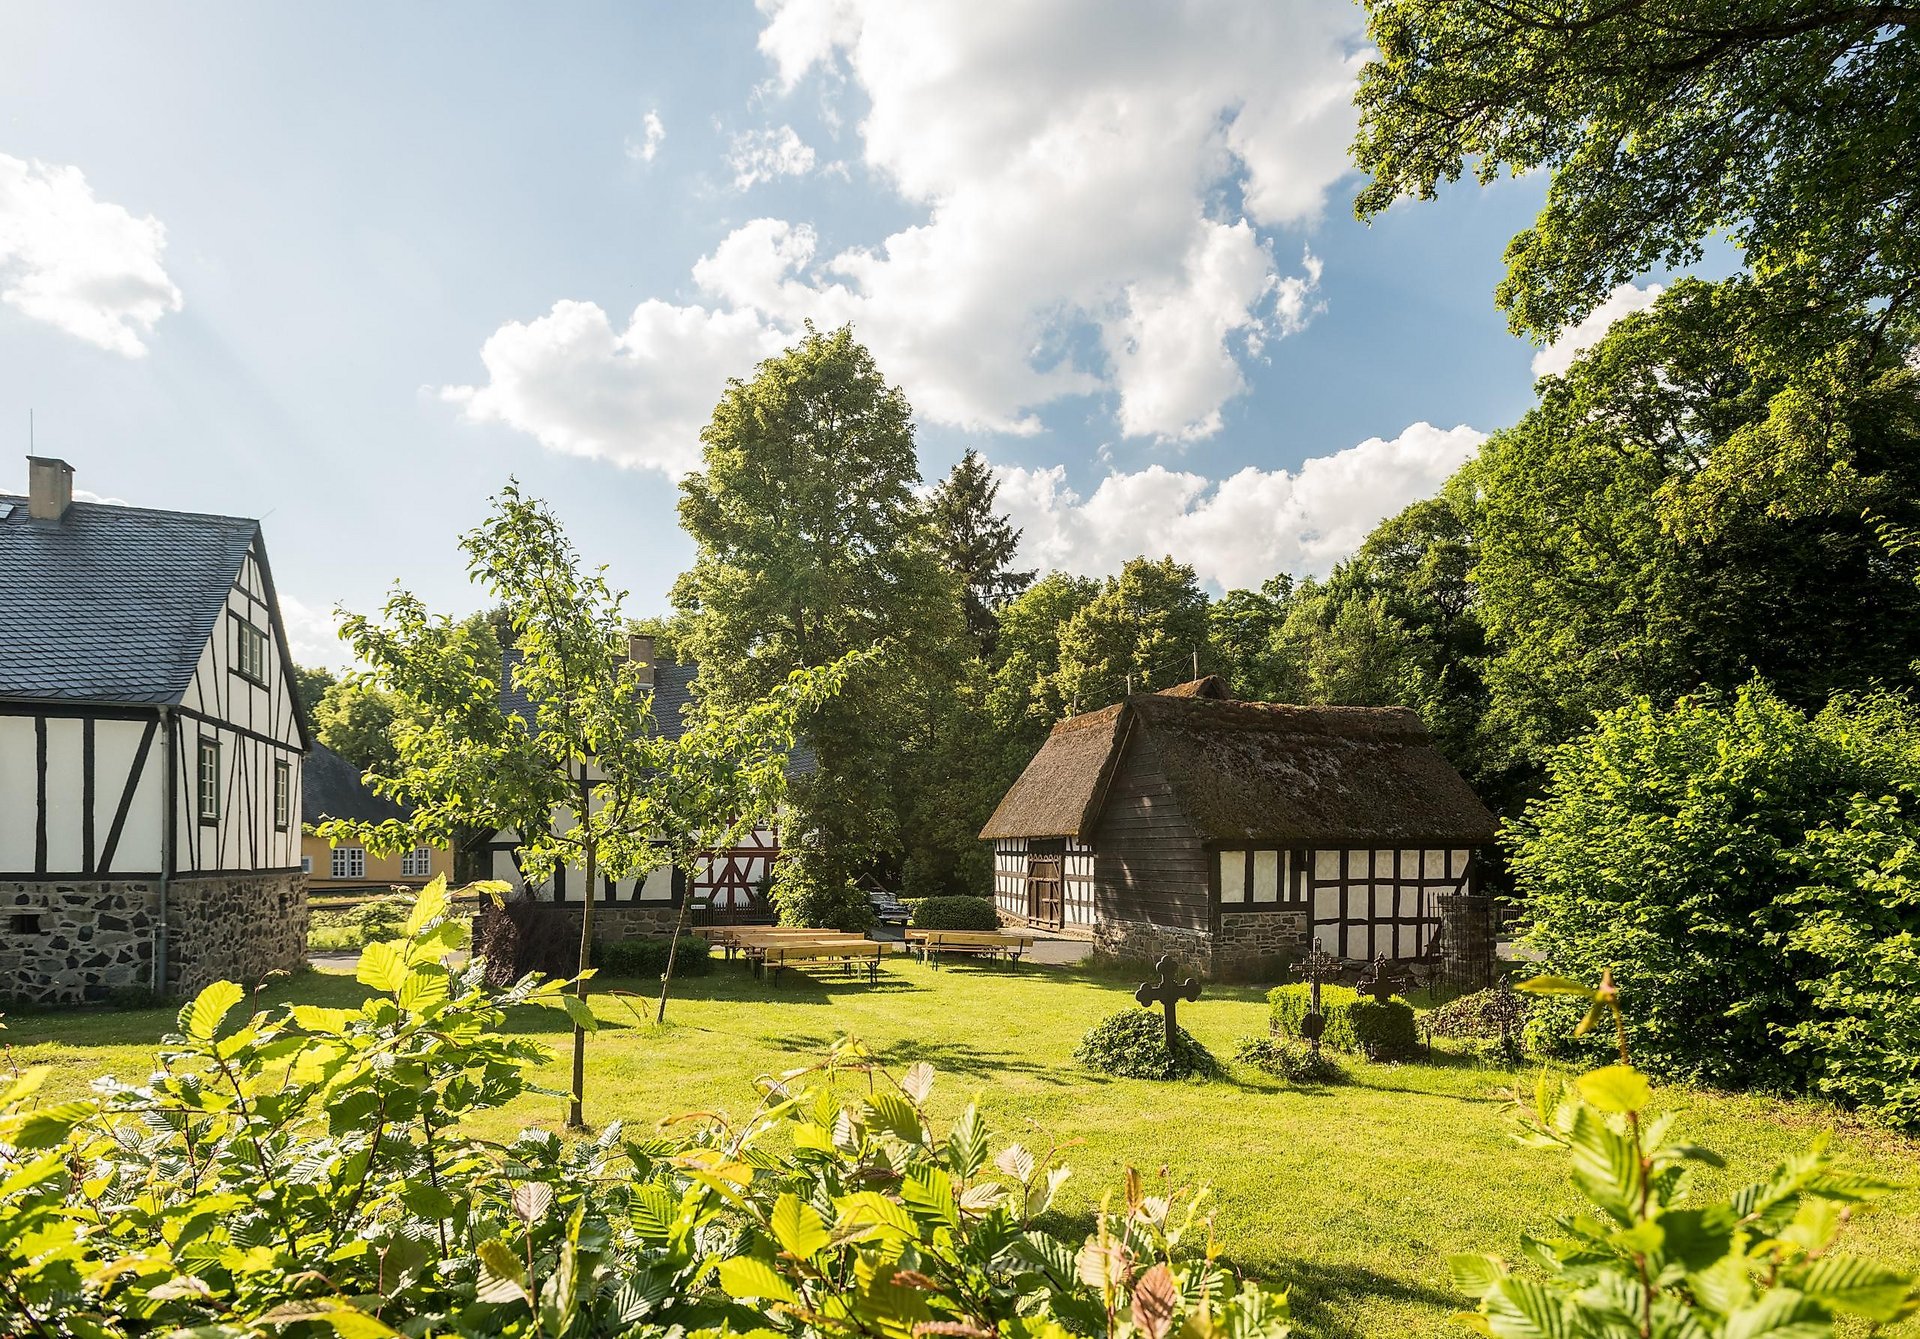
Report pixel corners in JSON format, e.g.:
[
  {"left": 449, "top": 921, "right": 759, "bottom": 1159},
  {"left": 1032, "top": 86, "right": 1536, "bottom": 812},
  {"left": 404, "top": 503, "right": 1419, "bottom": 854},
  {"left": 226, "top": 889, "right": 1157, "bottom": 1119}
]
[{"left": 1092, "top": 732, "right": 1210, "bottom": 930}]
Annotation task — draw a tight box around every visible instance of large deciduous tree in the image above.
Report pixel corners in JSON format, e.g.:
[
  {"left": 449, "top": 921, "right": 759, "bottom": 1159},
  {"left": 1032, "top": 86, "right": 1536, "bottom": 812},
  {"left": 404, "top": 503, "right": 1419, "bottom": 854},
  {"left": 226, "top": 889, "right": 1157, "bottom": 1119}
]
[
  {"left": 672, "top": 324, "right": 968, "bottom": 900},
  {"left": 328, "top": 484, "right": 848, "bottom": 1127},
  {"left": 1053, "top": 557, "right": 1212, "bottom": 711}
]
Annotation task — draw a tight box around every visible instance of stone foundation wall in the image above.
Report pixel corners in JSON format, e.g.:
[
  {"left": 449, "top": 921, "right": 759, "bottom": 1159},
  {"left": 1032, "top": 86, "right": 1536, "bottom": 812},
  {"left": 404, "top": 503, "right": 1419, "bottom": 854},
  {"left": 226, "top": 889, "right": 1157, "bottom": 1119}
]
[
  {"left": 1, "top": 872, "right": 309, "bottom": 1005},
  {"left": 548, "top": 902, "right": 686, "bottom": 943},
  {"left": 1091, "top": 918, "right": 1215, "bottom": 977},
  {"left": 1213, "top": 909, "right": 1310, "bottom": 976},
  {"left": 167, "top": 873, "right": 309, "bottom": 996},
  {"left": 0, "top": 881, "right": 158, "bottom": 1005}
]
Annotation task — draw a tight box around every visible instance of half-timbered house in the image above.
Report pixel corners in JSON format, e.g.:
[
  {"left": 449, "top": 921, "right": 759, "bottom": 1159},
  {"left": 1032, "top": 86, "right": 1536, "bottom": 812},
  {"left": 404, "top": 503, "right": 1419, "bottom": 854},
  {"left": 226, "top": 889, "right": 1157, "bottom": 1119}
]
[
  {"left": 980, "top": 676, "right": 1496, "bottom": 976},
  {"left": 0, "top": 457, "right": 311, "bottom": 1003},
  {"left": 483, "top": 636, "right": 790, "bottom": 941}
]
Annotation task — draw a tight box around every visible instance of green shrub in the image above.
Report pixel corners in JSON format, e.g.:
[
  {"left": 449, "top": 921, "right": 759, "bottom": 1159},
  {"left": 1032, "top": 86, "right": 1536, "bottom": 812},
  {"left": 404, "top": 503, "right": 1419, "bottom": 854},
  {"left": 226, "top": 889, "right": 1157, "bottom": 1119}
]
[
  {"left": 1508, "top": 683, "right": 1920, "bottom": 1124},
  {"left": 908, "top": 894, "right": 999, "bottom": 930},
  {"left": 593, "top": 934, "right": 711, "bottom": 978},
  {"left": 1454, "top": 974, "right": 1920, "bottom": 1336},
  {"left": 306, "top": 893, "right": 412, "bottom": 952},
  {"left": 0, "top": 876, "right": 1294, "bottom": 1339},
  {"left": 1074, "top": 1007, "right": 1221, "bottom": 1080},
  {"left": 1234, "top": 1035, "right": 1346, "bottom": 1084},
  {"left": 771, "top": 861, "right": 876, "bottom": 932},
  {"left": 1268, "top": 983, "right": 1418, "bottom": 1059},
  {"left": 1423, "top": 985, "right": 1532, "bottom": 1041}
]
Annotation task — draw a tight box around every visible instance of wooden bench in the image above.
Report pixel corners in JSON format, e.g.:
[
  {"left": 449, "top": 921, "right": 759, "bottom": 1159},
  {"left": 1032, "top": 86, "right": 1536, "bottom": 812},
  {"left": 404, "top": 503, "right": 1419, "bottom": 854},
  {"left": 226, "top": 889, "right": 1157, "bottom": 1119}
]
[
  {"left": 905, "top": 929, "right": 1034, "bottom": 968},
  {"left": 712, "top": 926, "right": 859, "bottom": 959},
  {"left": 759, "top": 939, "right": 896, "bottom": 984}
]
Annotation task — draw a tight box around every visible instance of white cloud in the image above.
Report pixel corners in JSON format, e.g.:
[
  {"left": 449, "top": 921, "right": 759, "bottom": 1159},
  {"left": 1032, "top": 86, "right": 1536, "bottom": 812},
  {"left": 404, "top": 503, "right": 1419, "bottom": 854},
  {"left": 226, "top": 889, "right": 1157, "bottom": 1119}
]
[
  {"left": 451, "top": 2, "right": 1368, "bottom": 460},
  {"left": 994, "top": 421, "right": 1486, "bottom": 589},
  {"left": 0, "top": 152, "right": 183, "bottom": 356},
  {"left": 727, "top": 124, "right": 817, "bottom": 189},
  {"left": 627, "top": 109, "right": 667, "bottom": 163},
  {"left": 73, "top": 488, "right": 129, "bottom": 506},
  {"left": 440, "top": 298, "right": 787, "bottom": 475},
  {"left": 279, "top": 594, "right": 353, "bottom": 671},
  {"left": 1532, "top": 281, "right": 1664, "bottom": 378}
]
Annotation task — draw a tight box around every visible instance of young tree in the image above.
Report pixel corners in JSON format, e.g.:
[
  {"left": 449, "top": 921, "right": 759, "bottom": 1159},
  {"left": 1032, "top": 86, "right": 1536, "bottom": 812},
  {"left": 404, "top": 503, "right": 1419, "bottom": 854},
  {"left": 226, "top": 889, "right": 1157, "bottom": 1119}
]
[
  {"left": 327, "top": 484, "right": 850, "bottom": 1127},
  {"left": 927, "top": 448, "right": 1033, "bottom": 656},
  {"left": 672, "top": 324, "right": 968, "bottom": 897}
]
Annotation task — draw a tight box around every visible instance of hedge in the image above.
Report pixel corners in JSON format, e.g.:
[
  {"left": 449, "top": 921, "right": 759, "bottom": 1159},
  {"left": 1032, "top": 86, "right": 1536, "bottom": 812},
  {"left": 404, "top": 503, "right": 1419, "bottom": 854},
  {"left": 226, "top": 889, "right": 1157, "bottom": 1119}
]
[
  {"left": 1267, "top": 983, "right": 1418, "bottom": 1059},
  {"left": 592, "top": 934, "right": 712, "bottom": 978},
  {"left": 908, "top": 895, "right": 999, "bottom": 931}
]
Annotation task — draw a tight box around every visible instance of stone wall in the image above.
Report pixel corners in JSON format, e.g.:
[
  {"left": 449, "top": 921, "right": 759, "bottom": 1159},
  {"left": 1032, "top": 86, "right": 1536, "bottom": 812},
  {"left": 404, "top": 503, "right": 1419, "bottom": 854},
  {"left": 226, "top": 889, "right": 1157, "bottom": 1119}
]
[
  {"left": 1090, "top": 918, "right": 1215, "bottom": 977},
  {"left": 167, "top": 872, "right": 309, "bottom": 996},
  {"left": 0, "top": 872, "right": 308, "bottom": 1005},
  {"left": 548, "top": 902, "right": 685, "bottom": 942},
  {"left": 0, "top": 880, "right": 158, "bottom": 1005},
  {"left": 1213, "top": 908, "right": 1310, "bottom": 977}
]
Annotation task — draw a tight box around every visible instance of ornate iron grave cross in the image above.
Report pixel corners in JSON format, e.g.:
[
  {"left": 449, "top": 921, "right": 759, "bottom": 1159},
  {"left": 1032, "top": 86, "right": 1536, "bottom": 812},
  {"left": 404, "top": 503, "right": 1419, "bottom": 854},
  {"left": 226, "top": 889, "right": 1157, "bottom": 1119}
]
[
  {"left": 1135, "top": 955, "right": 1202, "bottom": 1049},
  {"left": 1353, "top": 952, "right": 1403, "bottom": 1004},
  {"left": 1290, "top": 939, "right": 1344, "bottom": 1050}
]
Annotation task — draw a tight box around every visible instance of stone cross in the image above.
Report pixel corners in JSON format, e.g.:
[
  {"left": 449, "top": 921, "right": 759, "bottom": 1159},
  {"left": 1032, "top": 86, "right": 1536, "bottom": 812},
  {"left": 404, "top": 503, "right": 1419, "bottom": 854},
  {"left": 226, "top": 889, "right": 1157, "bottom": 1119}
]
[{"left": 1135, "top": 955, "right": 1202, "bottom": 1049}]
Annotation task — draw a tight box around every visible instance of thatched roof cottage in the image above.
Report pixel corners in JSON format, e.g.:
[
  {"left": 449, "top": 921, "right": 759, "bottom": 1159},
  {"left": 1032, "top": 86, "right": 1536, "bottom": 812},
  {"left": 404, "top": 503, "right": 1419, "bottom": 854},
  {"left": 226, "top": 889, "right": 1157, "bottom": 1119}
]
[{"left": 979, "top": 677, "right": 1497, "bottom": 976}]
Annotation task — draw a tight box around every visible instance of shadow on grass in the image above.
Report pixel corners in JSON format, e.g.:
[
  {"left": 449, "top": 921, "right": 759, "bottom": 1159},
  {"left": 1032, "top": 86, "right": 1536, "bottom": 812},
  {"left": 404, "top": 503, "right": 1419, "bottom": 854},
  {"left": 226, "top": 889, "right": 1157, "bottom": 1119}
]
[{"left": 1255, "top": 1257, "right": 1465, "bottom": 1339}]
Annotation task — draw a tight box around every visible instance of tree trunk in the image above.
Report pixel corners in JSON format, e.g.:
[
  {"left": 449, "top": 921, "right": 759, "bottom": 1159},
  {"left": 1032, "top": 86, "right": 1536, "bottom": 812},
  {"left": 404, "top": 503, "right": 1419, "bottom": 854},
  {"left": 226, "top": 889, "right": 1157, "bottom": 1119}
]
[
  {"left": 655, "top": 855, "right": 708, "bottom": 1024},
  {"left": 570, "top": 774, "right": 594, "bottom": 1130}
]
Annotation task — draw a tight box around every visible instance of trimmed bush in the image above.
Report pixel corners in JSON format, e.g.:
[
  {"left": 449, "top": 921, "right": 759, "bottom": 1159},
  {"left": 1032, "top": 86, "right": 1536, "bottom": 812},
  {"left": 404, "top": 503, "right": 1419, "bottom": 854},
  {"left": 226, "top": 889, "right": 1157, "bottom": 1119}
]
[
  {"left": 1074, "top": 1007, "right": 1220, "bottom": 1080},
  {"left": 908, "top": 895, "right": 999, "bottom": 931},
  {"left": 593, "top": 934, "right": 711, "bottom": 979},
  {"left": 1234, "top": 1035, "right": 1346, "bottom": 1084},
  {"left": 1268, "top": 983, "right": 1418, "bottom": 1059},
  {"left": 1423, "top": 985, "right": 1532, "bottom": 1041}
]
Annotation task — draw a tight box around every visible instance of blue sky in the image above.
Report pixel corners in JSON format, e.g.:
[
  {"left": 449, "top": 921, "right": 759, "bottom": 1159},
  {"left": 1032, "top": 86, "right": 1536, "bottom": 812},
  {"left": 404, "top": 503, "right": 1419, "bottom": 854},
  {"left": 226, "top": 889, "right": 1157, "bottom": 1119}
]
[{"left": 0, "top": 1, "right": 1596, "bottom": 667}]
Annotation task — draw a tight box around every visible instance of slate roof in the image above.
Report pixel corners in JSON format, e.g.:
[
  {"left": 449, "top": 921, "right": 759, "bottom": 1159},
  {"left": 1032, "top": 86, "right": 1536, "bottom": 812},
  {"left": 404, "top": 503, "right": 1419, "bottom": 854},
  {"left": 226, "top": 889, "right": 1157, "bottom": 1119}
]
[
  {"left": 0, "top": 493, "right": 259, "bottom": 705},
  {"left": 981, "top": 679, "right": 1498, "bottom": 845},
  {"left": 303, "top": 743, "right": 410, "bottom": 825}
]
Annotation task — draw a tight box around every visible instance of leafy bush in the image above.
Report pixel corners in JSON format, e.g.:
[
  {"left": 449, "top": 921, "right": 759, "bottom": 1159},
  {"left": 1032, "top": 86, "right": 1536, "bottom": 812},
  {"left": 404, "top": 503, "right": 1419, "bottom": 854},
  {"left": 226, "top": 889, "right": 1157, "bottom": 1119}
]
[
  {"left": 1268, "top": 983, "right": 1418, "bottom": 1059},
  {"left": 1508, "top": 683, "right": 1920, "bottom": 1124},
  {"left": 1234, "top": 1035, "right": 1345, "bottom": 1084},
  {"left": 306, "top": 893, "right": 412, "bottom": 951},
  {"left": 1074, "top": 1007, "right": 1221, "bottom": 1080},
  {"left": 0, "top": 877, "right": 1294, "bottom": 1339},
  {"left": 1453, "top": 974, "right": 1920, "bottom": 1336},
  {"left": 771, "top": 861, "right": 876, "bottom": 932},
  {"left": 1423, "top": 985, "right": 1532, "bottom": 1041},
  {"left": 593, "top": 933, "right": 711, "bottom": 978},
  {"left": 908, "top": 894, "right": 1000, "bottom": 930}
]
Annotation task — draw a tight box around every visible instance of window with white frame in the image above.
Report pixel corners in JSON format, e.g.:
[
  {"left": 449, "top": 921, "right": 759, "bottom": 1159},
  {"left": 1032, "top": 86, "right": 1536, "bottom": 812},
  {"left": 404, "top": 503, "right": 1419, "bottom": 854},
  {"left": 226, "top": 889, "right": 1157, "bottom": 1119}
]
[
  {"left": 234, "top": 617, "right": 269, "bottom": 684},
  {"left": 273, "top": 759, "right": 291, "bottom": 831},
  {"left": 301, "top": 855, "right": 313, "bottom": 874},
  {"left": 196, "top": 738, "right": 221, "bottom": 823},
  {"left": 400, "top": 847, "right": 433, "bottom": 878},
  {"left": 332, "top": 846, "right": 366, "bottom": 879}
]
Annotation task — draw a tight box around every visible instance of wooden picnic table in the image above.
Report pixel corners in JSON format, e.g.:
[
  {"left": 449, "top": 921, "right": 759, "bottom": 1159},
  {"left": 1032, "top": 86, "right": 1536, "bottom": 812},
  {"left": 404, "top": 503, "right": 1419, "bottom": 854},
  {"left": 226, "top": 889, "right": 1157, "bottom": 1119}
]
[
  {"left": 757, "top": 938, "right": 898, "bottom": 984},
  {"left": 711, "top": 926, "right": 872, "bottom": 959},
  {"left": 904, "top": 929, "right": 1034, "bottom": 968}
]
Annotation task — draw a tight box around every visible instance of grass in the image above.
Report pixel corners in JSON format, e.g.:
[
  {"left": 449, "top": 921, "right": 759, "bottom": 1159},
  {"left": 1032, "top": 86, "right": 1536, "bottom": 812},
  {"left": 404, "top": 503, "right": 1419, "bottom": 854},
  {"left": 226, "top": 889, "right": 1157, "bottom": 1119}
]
[{"left": 5, "top": 957, "right": 1917, "bottom": 1339}]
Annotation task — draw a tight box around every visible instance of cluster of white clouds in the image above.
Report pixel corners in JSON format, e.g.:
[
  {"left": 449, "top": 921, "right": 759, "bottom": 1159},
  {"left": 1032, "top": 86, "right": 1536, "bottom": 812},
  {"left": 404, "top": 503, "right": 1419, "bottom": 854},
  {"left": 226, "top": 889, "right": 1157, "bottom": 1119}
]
[
  {"left": 277, "top": 593, "right": 352, "bottom": 671},
  {"left": 446, "top": 0, "right": 1369, "bottom": 468},
  {"left": 726, "top": 124, "right": 816, "bottom": 189},
  {"left": 1531, "top": 281, "right": 1664, "bottom": 378},
  {"left": 626, "top": 109, "right": 667, "bottom": 164},
  {"left": 0, "top": 152, "right": 182, "bottom": 357},
  {"left": 994, "top": 422, "right": 1486, "bottom": 589}
]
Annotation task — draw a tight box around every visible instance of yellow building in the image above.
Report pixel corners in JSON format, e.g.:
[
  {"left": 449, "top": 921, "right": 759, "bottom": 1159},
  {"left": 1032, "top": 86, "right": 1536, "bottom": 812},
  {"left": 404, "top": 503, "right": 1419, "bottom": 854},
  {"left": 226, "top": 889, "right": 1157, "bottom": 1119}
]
[{"left": 301, "top": 744, "right": 451, "bottom": 893}]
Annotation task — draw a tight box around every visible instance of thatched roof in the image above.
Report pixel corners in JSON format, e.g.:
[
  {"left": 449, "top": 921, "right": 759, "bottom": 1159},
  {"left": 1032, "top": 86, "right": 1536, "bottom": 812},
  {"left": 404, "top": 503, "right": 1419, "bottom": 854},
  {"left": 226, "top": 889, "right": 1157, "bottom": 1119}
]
[{"left": 980, "top": 682, "right": 1496, "bottom": 845}]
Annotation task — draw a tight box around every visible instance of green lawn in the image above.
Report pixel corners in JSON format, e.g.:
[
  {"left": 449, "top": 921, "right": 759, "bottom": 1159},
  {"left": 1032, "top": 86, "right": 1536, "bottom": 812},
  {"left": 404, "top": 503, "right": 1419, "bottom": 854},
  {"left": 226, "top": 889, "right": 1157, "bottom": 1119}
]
[{"left": 6, "top": 958, "right": 1917, "bottom": 1339}]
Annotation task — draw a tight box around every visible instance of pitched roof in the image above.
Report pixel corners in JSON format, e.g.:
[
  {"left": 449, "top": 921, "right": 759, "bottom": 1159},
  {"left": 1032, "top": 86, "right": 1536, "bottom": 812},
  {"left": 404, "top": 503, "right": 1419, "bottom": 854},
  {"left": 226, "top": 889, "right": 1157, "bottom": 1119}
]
[
  {"left": 0, "top": 494, "right": 259, "bottom": 705},
  {"left": 981, "top": 684, "right": 1497, "bottom": 845},
  {"left": 302, "top": 743, "right": 410, "bottom": 825}
]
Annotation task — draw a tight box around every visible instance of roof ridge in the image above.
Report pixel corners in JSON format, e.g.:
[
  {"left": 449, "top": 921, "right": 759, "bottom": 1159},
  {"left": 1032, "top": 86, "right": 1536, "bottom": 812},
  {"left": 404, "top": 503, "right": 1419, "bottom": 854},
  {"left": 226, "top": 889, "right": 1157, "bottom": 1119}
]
[{"left": 0, "top": 492, "right": 261, "bottom": 528}]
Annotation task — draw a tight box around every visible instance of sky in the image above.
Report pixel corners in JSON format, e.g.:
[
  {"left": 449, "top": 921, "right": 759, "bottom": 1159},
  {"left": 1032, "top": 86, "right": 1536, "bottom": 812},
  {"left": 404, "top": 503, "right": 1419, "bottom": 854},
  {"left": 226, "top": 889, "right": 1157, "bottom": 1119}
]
[{"left": 0, "top": 1, "right": 1652, "bottom": 669}]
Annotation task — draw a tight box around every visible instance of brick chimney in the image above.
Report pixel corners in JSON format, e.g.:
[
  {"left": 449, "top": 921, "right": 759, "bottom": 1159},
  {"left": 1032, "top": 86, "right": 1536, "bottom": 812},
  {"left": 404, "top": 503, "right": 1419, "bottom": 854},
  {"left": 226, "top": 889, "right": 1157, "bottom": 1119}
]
[
  {"left": 27, "top": 456, "right": 73, "bottom": 521},
  {"left": 627, "top": 633, "right": 656, "bottom": 687}
]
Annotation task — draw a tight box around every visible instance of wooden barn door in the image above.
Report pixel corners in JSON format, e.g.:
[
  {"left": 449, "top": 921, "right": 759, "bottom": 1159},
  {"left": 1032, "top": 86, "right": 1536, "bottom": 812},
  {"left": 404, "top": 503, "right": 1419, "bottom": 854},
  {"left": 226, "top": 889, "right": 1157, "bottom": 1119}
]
[{"left": 1026, "top": 839, "right": 1064, "bottom": 929}]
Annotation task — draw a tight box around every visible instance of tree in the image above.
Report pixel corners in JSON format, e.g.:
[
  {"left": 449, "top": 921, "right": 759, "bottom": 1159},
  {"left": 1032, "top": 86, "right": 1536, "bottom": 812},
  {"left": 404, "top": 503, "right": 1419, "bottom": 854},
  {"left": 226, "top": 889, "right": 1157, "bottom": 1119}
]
[
  {"left": 329, "top": 484, "right": 848, "bottom": 1127},
  {"left": 1206, "top": 577, "right": 1303, "bottom": 704},
  {"left": 290, "top": 664, "right": 336, "bottom": 741},
  {"left": 927, "top": 448, "right": 1033, "bottom": 656},
  {"left": 1352, "top": 0, "right": 1920, "bottom": 346},
  {"left": 672, "top": 325, "right": 969, "bottom": 895},
  {"left": 312, "top": 679, "right": 402, "bottom": 773},
  {"left": 1053, "top": 557, "right": 1211, "bottom": 711}
]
